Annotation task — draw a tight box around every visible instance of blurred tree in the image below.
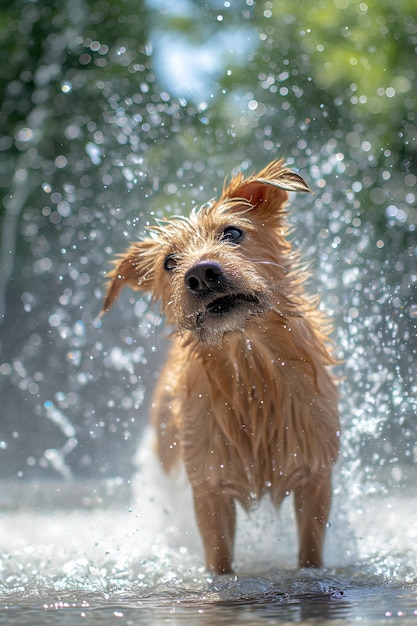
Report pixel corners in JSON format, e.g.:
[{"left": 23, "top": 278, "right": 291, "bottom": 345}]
[{"left": 155, "top": 0, "right": 417, "bottom": 227}]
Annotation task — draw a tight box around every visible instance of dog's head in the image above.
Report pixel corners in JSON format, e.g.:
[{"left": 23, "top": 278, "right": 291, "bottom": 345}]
[{"left": 102, "top": 160, "right": 310, "bottom": 343}]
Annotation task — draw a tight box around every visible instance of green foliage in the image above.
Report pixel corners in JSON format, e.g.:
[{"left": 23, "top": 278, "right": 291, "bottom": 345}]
[{"left": 281, "top": 0, "right": 416, "bottom": 158}]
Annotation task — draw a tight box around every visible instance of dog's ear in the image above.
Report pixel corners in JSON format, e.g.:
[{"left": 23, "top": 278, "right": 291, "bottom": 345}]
[
  {"left": 224, "top": 159, "right": 311, "bottom": 210},
  {"left": 101, "top": 240, "right": 158, "bottom": 313}
]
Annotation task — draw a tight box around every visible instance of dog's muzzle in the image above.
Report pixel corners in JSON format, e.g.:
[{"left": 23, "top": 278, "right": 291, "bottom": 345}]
[{"left": 185, "top": 261, "right": 227, "bottom": 296}]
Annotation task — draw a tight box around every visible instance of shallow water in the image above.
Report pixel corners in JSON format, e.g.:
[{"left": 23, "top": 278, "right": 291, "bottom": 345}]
[
  {"left": 1, "top": 441, "right": 416, "bottom": 625},
  {"left": 2, "top": 584, "right": 417, "bottom": 626}
]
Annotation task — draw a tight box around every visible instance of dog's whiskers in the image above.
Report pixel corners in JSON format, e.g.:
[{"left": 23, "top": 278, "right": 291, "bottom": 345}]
[{"left": 252, "top": 259, "right": 289, "bottom": 274}]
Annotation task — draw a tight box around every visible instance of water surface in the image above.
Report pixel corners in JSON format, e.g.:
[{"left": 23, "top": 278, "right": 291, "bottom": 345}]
[{"left": 1, "top": 446, "right": 416, "bottom": 625}]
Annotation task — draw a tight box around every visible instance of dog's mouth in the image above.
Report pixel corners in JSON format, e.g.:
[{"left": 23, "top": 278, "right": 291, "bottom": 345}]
[
  {"left": 193, "top": 293, "right": 263, "bottom": 329},
  {"left": 205, "top": 293, "right": 260, "bottom": 315},
  {"left": 184, "top": 291, "right": 266, "bottom": 341}
]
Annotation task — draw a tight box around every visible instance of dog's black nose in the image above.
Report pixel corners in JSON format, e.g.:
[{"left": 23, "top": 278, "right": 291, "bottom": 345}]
[{"left": 185, "top": 261, "right": 225, "bottom": 295}]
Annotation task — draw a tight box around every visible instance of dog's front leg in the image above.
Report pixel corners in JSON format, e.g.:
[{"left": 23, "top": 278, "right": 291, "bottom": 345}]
[
  {"left": 192, "top": 487, "right": 236, "bottom": 574},
  {"left": 294, "top": 470, "right": 333, "bottom": 568}
]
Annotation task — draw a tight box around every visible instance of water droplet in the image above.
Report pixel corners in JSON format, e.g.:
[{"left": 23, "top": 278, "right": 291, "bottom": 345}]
[
  {"left": 16, "top": 127, "right": 33, "bottom": 142},
  {"left": 61, "top": 81, "right": 72, "bottom": 93},
  {"left": 85, "top": 142, "right": 102, "bottom": 165},
  {"left": 409, "top": 304, "right": 417, "bottom": 319}
]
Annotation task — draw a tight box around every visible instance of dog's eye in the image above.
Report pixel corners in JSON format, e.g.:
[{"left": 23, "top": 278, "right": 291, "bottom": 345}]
[
  {"left": 221, "top": 226, "right": 244, "bottom": 244},
  {"left": 164, "top": 254, "right": 177, "bottom": 271}
]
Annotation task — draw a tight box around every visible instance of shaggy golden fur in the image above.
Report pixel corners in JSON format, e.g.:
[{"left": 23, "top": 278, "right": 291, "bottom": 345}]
[{"left": 103, "top": 159, "right": 340, "bottom": 574}]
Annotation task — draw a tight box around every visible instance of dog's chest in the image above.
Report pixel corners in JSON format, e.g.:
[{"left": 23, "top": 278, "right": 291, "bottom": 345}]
[{"left": 180, "top": 333, "right": 338, "bottom": 501}]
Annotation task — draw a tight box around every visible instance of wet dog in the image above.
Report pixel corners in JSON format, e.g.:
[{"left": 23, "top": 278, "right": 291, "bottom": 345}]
[{"left": 102, "top": 159, "right": 340, "bottom": 574}]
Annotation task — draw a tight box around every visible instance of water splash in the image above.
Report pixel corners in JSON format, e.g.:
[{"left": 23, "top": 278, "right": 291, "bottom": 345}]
[{"left": 0, "top": 436, "right": 416, "bottom": 621}]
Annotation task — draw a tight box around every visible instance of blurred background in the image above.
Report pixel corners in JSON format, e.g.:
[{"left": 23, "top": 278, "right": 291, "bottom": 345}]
[{"left": 0, "top": 0, "right": 416, "bottom": 500}]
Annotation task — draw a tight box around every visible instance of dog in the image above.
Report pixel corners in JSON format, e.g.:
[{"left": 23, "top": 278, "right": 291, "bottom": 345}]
[{"left": 102, "top": 159, "right": 340, "bottom": 574}]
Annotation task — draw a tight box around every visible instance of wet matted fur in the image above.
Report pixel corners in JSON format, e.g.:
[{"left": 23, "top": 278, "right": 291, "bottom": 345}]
[{"left": 102, "top": 159, "right": 340, "bottom": 574}]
